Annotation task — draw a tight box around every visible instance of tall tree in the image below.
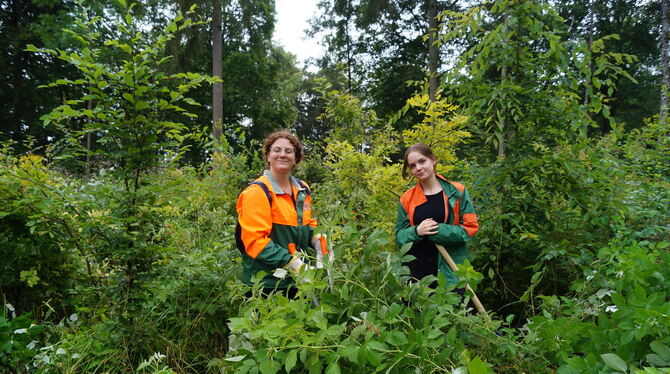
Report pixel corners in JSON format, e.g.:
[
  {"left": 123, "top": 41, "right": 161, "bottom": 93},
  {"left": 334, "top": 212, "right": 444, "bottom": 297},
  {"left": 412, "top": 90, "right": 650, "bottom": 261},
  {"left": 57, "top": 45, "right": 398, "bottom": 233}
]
[
  {"left": 310, "top": 0, "right": 461, "bottom": 129},
  {"left": 553, "top": 0, "right": 660, "bottom": 130},
  {"left": 166, "top": 0, "right": 300, "bottom": 147},
  {"left": 661, "top": 0, "right": 669, "bottom": 126},
  {"left": 0, "top": 0, "right": 75, "bottom": 153},
  {"left": 212, "top": 0, "right": 223, "bottom": 143},
  {"left": 428, "top": 0, "right": 438, "bottom": 102}
]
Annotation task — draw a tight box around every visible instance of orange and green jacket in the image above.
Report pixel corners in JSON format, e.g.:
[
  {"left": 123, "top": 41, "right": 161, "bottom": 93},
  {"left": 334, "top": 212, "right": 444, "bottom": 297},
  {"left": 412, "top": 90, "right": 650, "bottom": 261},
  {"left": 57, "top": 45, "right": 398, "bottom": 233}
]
[
  {"left": 236, "top": 170, "right": 317, "bottom": 288},
  {"left": 395, "top": 174, "right": 479, "bottom": 285}
]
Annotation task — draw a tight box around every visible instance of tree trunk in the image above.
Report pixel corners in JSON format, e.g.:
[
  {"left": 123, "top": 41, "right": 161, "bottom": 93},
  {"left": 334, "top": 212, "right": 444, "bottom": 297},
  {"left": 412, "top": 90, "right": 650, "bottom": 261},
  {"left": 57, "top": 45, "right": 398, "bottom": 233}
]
[
  {"left": 498, "top": 12, "right": 510, "bottom": 159},
  {"left": 212, "top": 0, "right": 224, "bottom": 144},
  {"left": 498, "top": 63, "right": 507, "bottom": 159},
  {"left": 86, "top": 99, "right": 93, "bottom": 177},
  {"left": 661, "top": 0, "right": 669, "bottom": 128},
  {"left": 428, "top": 0, "right": 439, "bottom": 102},
  {"left": 582, "top": 0, "right": 595, "bottom": 138},
  {"left": 345, "top": 0, "right": 353, "bottom": 91}
]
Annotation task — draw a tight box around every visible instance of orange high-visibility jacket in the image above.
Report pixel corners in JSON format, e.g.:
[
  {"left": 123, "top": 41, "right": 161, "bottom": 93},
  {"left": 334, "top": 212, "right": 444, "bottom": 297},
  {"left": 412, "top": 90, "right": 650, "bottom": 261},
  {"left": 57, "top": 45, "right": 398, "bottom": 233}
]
[{"left": 236, "top": 170, "right": 318, "bottom": 288}]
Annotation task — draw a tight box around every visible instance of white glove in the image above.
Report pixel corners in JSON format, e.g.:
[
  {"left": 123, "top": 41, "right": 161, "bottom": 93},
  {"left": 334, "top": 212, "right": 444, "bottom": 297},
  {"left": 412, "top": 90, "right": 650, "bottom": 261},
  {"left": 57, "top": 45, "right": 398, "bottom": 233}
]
[
  {"left": 283, "top": 255, "right": 305, "bottom": 273},
  {"left": 312, "top": 234, "right": 325, "bottom": 269},
  {"left": 312, "top": 234, "right": 334, "bottom": 269},
  {"left": 273, "top": 268, "right": 288, "bottom": 279}
]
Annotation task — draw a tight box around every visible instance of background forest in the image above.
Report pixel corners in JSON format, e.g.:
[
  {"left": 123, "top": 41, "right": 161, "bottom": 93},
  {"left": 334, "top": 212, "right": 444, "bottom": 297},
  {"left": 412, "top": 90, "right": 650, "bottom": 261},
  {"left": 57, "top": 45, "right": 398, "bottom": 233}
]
[{"left": 1, "top": 0, "right": 669, "bottom": 373}]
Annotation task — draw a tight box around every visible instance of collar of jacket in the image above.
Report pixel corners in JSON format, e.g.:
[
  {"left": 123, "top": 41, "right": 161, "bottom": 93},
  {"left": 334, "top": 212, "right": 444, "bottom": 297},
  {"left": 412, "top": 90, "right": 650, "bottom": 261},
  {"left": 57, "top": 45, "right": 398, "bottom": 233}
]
[
  {"left": 400, "top": 174, "right": 457, "bottom": 226},
  {"left": 263, "top": 170, "right": 306, "bottom": 195}
]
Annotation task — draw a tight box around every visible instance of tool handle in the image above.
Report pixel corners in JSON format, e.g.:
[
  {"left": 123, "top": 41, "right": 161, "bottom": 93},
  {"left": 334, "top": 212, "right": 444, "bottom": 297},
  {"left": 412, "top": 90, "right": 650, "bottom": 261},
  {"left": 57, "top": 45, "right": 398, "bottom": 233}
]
[{"left": 435, "top": 244, "right": 487, "bottom": 316}]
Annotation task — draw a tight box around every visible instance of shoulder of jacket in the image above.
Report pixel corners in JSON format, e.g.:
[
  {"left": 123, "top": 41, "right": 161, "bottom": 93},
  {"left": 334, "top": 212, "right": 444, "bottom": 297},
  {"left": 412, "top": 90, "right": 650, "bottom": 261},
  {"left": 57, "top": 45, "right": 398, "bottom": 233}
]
[
  {"left": 241, "top": 177, "right": 273, "bottom": 199},
  {"left": 435, "top": 175, "right": 464, "bottom": 193},
  {"left": 448, "top": 181, "right": 465, "bottom": 194},
  {"left": 399, "top": 184, "right": 419, "bottom": 209}
]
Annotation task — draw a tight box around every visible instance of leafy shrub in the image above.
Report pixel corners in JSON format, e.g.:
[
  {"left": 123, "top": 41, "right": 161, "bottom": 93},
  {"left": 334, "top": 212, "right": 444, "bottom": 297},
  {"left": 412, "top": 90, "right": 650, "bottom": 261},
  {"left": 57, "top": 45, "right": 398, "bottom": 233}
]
[
  {"left": 0, "top": 306, "right": 43, "bottom": 373},
  {"left": 218, "top": 229, "right": 542, "bottom": 373},
  {"left": 524, "top": 241, "right": 670, "bottom": 373},
  {"left": 465, "top": 141, "right": 632, "bottom": 320}
]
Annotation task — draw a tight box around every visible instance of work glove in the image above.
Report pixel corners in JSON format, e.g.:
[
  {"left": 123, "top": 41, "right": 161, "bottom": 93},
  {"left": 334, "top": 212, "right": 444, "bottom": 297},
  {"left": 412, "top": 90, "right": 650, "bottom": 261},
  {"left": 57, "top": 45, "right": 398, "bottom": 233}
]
[
  {"left": 312, "top": 234, "right": 334, "bottom": 269},
  {"left": 283, "top": 254, "right": 306, "bottom": 273},
  {"left": 274, "top": 253, "right": 312, "bottom": 283}
]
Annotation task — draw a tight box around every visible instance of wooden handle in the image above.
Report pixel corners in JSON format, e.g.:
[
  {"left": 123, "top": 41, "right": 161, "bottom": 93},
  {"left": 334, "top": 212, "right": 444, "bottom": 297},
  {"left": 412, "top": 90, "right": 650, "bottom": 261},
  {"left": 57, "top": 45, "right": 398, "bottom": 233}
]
[{"left": 435, "top": 244, "right": 488, "bottom": 317}]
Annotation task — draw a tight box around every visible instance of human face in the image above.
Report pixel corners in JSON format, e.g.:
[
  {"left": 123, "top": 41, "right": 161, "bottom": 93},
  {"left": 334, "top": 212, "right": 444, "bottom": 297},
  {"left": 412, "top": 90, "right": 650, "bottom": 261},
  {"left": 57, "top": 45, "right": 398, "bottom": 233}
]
[
  {"left": 266, "top": 137, "right": 296, "bottom": 175},
  {"left": 406, "top": 151, "right": 436, "bottom": 182}
]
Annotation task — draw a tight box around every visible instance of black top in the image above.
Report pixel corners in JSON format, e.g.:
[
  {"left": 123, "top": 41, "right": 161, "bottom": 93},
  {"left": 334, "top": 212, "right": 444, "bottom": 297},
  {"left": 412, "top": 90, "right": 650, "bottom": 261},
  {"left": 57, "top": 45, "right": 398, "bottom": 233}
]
[{"left": 403, "top": 191, "right": 449, "bottom": 286}]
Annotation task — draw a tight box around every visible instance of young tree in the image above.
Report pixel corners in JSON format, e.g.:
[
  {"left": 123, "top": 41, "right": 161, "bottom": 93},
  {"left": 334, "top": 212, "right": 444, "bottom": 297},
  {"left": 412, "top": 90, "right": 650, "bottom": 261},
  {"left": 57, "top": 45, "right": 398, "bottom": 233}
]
[
  {"left": 553, "top": 0, "right": 660, "bottom": 130},
  {"left": 439, "top": 0, "right": 635, "bottom": 159}
]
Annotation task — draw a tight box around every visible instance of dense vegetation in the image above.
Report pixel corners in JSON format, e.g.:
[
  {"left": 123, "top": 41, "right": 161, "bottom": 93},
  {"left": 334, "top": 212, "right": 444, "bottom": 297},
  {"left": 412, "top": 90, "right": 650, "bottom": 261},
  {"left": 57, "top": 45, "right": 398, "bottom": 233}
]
[{"left": 1, "top": 0, "right": 669, "bottom": 373}]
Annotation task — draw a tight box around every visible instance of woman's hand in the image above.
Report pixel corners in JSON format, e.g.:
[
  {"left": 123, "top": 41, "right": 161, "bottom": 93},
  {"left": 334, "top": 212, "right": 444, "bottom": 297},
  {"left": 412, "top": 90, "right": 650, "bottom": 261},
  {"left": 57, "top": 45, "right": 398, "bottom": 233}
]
[{"left": 416, "top": 218, "right": 439, "bottom": 237}]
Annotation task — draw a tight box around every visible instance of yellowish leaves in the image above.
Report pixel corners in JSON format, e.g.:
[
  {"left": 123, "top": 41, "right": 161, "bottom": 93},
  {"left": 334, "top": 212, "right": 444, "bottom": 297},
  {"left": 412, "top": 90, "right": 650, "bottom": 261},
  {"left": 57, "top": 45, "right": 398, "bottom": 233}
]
[{"left": 403, "top": 94, "right": 471, "bottom": 175}]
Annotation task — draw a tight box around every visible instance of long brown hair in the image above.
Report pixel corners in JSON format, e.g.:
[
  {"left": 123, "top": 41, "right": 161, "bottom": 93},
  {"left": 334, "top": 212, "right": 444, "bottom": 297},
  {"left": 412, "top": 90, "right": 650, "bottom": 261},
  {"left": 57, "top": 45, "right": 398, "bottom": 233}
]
[
  {"left": 402, "top": 143, "right": 436, "bottom": 179},
  {"left": 263, "top": 130, "right": 304, "bottom": 168}
]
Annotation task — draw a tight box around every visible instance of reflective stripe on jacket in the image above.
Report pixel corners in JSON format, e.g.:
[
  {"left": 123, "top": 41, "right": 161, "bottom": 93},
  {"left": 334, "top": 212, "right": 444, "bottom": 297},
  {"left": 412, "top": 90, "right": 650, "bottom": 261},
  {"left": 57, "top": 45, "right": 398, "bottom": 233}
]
[
  {"left": 236, "top": 170, "right": 317, "bottom": 288},
  {"left": 395, "top": 174, "right": 479, "bottom": 285}
]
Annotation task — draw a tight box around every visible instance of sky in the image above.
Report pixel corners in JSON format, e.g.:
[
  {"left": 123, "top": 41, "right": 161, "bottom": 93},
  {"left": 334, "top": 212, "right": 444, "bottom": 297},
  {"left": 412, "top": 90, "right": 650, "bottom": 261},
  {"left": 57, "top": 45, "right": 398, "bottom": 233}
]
[{"left": 273, "top": 0, "right": 324, "bottom": 71}]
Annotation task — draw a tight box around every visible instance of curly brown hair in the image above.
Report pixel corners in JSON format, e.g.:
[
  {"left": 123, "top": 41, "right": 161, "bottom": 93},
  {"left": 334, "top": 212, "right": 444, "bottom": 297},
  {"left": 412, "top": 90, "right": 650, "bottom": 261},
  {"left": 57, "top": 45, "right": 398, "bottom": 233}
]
[
  {"left": 402, "top": 143, "right": 436, "bottom": 179},
  {"left": 263, "top": 130, "right": 303, "bottom": 169}
]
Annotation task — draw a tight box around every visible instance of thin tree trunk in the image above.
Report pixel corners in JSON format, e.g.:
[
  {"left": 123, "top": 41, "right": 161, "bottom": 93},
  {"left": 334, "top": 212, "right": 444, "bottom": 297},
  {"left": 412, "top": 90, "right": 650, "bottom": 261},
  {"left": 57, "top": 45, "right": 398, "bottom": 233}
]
[
  {"left": 428, "top": 0, "right": 439, "bottom": 102},
  {"left": 498, "top": 64, "right": 506, "bottom": 159},
  {"left": 86, "top": 99, "right": 92, "bottom": 177},
  {"left": 661, "top": 0, "right": 669, "bottom": 129},
  {"left": 212, "top": 0, "right": 223, "bottom": 144},
  {"left": 582, "top": 0, "right": 595, "bottom": 138},
  {"left": 498, "top": 13, "right": 510, "bottom": 159}
]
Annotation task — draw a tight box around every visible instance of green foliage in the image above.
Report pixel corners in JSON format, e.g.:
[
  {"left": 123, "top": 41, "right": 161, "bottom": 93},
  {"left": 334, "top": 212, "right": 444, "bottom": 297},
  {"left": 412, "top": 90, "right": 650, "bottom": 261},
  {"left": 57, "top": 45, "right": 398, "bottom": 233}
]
[
  {"left": 27, "top": 2, "right": 214, "bottom": 179},
  {"left": 0, "top": 306, "right": 43, "bottom": 373},
  {"left": 525, "top": 241, "right": 670, "bottom": 373},
  {"left": 0, "top": 152, "right": 77, "bottom": 315},
  {"left": 402, "top": 93, "right": 471, "bottom": 175},
  {"left": 219, "top": 229, "right": 535, "bottom": 373},
  {"left": 463, "top": 139, "right": 633, "bottom": 319},
  {"left": 1, "top": 2, "right": 668, "bottom": 371},
  {"left": 440, "top": 0, "right": 636, "bottom": 158}
]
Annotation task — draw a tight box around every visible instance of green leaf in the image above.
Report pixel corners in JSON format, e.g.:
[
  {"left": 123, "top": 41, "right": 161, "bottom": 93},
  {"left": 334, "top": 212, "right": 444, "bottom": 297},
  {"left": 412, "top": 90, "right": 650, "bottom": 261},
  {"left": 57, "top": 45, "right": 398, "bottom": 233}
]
[
  {"left": 338, "top": 345, "right": 358, "bottom": 364},
  {"left": 325, "top": 362, "right": 341, "bottom": 374},
  {"left": 650, "top": 341, "right": 670, "bottom": 361},
  {"left": 467, "top": 356, "right": 491, "bottom": 374},
  {"left": 135, "top": 101, "right": 149, "bottom": 110},
  {"left": 285, "top": 350, "right": 297, "bottom": 373},
  {"left": 601, "top": 353, "right": 627, "bottom": 372},
  {"left": 224, "top": 355, "right": 247, "bottom": 362},
  {"left": 646, "top": 353, "right": 668, "bottom": 366},
  {"left": 259, "top": 358, "right": 279, "bottom": 374},
  {"left": 387, "top": 330, "right": 407, "bottom": 346},
  {"left": 363, "top": 345, "right": 381, "bottom": 366}
]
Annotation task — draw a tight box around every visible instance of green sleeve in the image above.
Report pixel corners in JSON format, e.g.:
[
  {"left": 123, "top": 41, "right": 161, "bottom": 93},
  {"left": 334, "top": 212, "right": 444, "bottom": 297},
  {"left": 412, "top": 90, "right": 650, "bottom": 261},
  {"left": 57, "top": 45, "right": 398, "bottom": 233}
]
[
  {"left": 395, "top": 202, "right": 421, "bottom": 247},
  {"left": 428, "top": 224, "right": 471, "bottom": 245},
  {"left": 255, "top": 242, "right": 294, "bottom": 268}
]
